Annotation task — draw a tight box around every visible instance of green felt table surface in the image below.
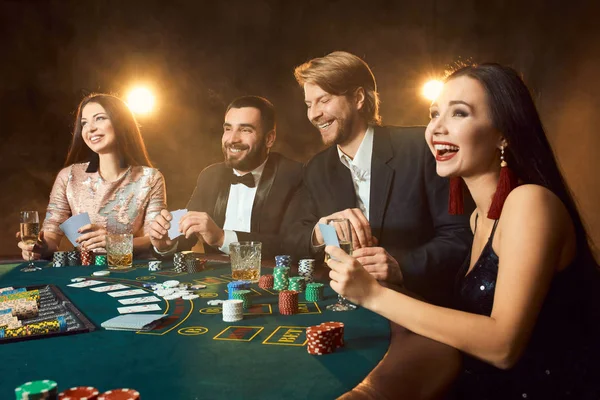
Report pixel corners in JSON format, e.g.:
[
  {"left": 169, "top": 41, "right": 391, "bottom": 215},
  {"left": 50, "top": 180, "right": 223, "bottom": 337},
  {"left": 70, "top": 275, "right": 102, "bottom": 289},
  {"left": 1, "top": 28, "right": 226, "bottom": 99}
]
[{"left": 0, "top": 260, "right": 390, "bottom": 400}]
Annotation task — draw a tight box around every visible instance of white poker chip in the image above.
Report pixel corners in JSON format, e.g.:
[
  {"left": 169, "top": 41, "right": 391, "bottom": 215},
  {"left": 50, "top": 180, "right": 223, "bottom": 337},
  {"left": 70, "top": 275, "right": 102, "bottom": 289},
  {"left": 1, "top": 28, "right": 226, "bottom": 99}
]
[
  {"left": 163, "top": 280, "right": 180, "bottom": 288},
  {"left": 182, "top": 294, "right": 199, "bottom": 300},
  {"left": 70, "top": 278, "right": 86, "bottom": 282},
  {"left": 93, "top": 271, "right": 110, "bottom": 276},
  {"left": 191, "top": 284, "right": 207, "bottom": 290},
  {"left": 155, "top": 289, "right": 175, "bottom": 297},
  {"left": 207, "top": 300, "right": 224, "bottom": 306},
  {"left": 163, "top": 293, "right": 182, "bottom": 300}
]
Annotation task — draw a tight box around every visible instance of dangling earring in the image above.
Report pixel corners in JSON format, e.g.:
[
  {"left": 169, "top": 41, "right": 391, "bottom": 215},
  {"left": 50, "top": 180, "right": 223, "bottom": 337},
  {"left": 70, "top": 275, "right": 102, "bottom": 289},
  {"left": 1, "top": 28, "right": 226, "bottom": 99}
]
[
  {"left": 488, "top": 146, "right": 518, "bottom": 219},
  {"left": 448, "top": 177, "right": 464, "bottom": 215}
]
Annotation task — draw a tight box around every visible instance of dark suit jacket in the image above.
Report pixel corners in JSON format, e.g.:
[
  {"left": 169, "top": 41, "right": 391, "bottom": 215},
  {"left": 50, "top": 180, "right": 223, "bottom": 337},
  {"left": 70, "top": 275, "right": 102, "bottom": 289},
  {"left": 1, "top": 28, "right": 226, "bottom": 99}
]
[
  {"left": 177, "top": 152, "right": 303, "bottom": 258},
  {"left": 284, "top": 126, "right": 473, "bottom": 305}
]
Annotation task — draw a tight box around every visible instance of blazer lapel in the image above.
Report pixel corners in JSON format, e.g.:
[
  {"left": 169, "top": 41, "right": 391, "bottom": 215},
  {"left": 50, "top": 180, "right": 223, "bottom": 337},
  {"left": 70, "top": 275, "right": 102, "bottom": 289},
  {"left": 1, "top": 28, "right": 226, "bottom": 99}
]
[
  {"left": 250, "top": 155, "right": 277, "bottom": 232},
  {"left": 213, "top": 169, "right": 231, "bottom": 228},
  {"left": 369, "top": 127, "right": 394, "bottom": 240}
]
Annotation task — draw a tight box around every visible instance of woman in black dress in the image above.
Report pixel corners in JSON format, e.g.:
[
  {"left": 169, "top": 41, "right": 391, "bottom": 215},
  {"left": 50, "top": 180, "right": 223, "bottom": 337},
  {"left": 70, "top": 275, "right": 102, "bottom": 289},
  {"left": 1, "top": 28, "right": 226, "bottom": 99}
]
[{"left": 325, "top": 63, "right": 599, "bottom": 399}]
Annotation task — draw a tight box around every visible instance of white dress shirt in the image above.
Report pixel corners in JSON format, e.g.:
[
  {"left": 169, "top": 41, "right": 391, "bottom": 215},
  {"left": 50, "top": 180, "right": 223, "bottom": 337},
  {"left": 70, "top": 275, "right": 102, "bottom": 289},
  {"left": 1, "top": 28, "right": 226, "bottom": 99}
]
[
  {"left": 218, "top": 157, "right": 268, "bottom": 254},
  {"left": 337, "top": 125, "right": 374, "bottom": 221}
]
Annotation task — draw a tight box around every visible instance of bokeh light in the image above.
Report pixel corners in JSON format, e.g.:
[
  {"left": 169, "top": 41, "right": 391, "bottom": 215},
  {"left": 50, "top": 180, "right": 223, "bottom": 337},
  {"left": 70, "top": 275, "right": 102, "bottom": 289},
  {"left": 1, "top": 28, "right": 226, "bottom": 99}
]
[
  {"left": 422, "top": 80, "right": 444, "bottom": 101},
  {"left": 127, "top": 86, "right": 155, "bottom": 114}
]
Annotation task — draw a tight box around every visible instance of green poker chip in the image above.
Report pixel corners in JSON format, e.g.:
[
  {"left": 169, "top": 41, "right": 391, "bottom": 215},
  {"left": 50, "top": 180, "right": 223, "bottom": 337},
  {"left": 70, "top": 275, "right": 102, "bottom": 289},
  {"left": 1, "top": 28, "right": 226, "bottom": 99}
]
[{"left": 15, "top": 379, "right": 58, "bottom": 400}]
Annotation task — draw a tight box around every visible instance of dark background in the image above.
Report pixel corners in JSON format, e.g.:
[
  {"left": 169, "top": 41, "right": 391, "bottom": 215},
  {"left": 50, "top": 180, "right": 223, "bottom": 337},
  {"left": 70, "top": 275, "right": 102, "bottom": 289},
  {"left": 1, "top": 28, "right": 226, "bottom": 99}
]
[{"left": 1, "top": 0, "right": 598, "bottom": 258}]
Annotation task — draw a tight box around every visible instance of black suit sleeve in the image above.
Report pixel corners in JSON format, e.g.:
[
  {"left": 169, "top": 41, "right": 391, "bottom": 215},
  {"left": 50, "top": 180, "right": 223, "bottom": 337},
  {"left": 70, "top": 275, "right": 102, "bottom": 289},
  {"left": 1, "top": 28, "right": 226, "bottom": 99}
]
[
  {"left": 398, "top": 141, "right": 474, "bottom": 306},
  {"left": 281, "top": 183, "right": 323, "bottom": 260}
]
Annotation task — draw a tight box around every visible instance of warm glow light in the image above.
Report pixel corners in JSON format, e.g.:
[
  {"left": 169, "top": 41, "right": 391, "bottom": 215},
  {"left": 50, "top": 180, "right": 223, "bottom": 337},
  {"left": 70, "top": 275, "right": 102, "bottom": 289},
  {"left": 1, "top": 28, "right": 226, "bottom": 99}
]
[
  {"left": 127, "top": 87, "right": 155, "bottom": 114},
  {"left": 422, "top": 80, "right": 444, "bottom": 101}
]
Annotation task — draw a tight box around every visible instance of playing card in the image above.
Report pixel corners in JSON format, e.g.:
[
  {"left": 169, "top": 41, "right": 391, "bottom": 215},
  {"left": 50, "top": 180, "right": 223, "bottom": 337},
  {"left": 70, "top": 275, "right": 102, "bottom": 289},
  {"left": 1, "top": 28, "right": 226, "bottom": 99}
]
[
  {"left": 91, "top": 284, "right": 129, "bottom": 292},
  {"left": 107, "top": 289, "right": 147, "bottom": 297},
  {"left": 168, "top": 209, "right": 188, "bottom": 240},
  {"left": 59, "top": 212, "right": 92, "bottom": 247},
  {"left": 117, "top": 304, "right": 162, "bottom": 314},
  {"left": 118, "top": 295, "right": 161, "bottom": 305},
  {"left": 67, "top": 280, "right": 105, "bottom": 288},
  {"left": 318, "top": 223, "right": 341, "bottom": 247}
]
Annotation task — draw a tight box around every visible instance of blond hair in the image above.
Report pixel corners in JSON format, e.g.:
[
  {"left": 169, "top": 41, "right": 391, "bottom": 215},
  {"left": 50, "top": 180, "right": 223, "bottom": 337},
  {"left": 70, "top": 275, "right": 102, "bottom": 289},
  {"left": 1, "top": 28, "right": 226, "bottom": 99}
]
[{"left": 294, "top": 51, "right": 381, "bottom": 125}]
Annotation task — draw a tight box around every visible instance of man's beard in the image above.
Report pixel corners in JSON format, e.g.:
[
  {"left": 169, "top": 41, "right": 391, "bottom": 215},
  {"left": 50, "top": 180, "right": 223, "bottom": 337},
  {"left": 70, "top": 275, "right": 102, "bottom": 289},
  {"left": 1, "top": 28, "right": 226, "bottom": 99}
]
[
  {"left": 321, "top": 117, "right": 353, "bottom": 147},
  {"left": 223, "top": 141, "right": 268, "bottom": 172}
]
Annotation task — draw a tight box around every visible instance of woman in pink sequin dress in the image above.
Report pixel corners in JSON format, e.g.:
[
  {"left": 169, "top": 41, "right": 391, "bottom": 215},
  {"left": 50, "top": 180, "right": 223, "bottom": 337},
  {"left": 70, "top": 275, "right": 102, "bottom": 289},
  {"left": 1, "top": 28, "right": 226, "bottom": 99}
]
[{"left": 18, "top": 94, "right": 166, "bottom": 260}]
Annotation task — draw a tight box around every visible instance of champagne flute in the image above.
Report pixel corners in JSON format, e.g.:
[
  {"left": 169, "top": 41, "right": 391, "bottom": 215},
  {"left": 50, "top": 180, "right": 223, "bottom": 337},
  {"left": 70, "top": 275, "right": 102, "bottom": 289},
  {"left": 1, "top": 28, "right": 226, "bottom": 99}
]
[
  {"left": 324, "top": 218, "right": 357, "bottom": 311},
  {"left": 20, "top": 211, "right": 40, "bottom": 272}
]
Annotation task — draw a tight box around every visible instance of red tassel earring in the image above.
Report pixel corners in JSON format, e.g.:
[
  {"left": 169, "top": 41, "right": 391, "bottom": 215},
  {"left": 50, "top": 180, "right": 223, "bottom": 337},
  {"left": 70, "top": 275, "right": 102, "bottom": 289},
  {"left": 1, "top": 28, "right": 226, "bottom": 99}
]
[
  {"left": 448, "top": 177, "right": 464, "bottom": 215},
  {"left": 488, "top": 146, "right": 518, "bottom": 219}
]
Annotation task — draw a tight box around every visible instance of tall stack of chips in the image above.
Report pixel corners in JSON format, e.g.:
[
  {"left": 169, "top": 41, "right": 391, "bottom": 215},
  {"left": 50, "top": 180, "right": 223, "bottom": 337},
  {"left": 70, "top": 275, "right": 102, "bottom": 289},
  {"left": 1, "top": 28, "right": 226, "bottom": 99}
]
[
  {"left": 275, "top": 255, "right": 292, "bottom": 268},
  {"left": 305, "top": 283, "right": 325, "bottom": 302},
  {"left": 148, "top": 260, "right": 162, "bottom": 272},
  {"left": 288, "top": 276, "right": 306, "bottom": 292},
  {"left": 173, "top": 253, "right": 186, "bottom": 273},
  {"left": 227, "top": 281, "right": 250, "bottom": 299},
  {"left": 222, "top": 299, "right": 244, "bottom": 322},
  {"left": 319, "top": 321, "right": 344, "bottom": 348},
  {"left": 298, "top": 259, "right": 316, "bottom": 283},
  {"left": 52, "top": 251, "right": 68, "bottom": 268},
  {"left": 15, "top": 380, "right": 58, "bottom": 400},
  {"left": 80, "top": 250, "right": 94, "bottom": 266},
  {"left": 95, "top": 254, "right": 107, "bottom": 266},
  {"left": 258, "top": 274, "right": 274, "bottom": 289},
  {"left": 231, "top": 290, "right": 252, "bottom": 309},
  {"left": 278, "top": 290, "right": 299, "bottom": 315},
  {"left": 184, "top": 254, "right": 203, "bottom": 273},
  {"left": 67, "top": 250, "right": 81, "bottom": 266},
  {"left": 273, "top": 267, "right": 289, "bottom": 291}
]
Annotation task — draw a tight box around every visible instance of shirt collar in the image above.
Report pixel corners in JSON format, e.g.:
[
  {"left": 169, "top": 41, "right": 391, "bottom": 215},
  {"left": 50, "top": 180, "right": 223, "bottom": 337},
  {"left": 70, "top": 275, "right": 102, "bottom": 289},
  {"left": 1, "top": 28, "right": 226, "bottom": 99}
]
[
  {"left": 337, "top": 125, "right": 374, "bottom": 174},
  {"left": 233, "top": 155, "right": 269, "bottom": 185}
]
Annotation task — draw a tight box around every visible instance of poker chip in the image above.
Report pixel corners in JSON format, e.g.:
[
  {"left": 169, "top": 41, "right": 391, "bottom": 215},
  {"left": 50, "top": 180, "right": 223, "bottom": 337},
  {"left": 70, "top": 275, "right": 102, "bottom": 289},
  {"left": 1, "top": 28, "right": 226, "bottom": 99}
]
[
  {"left": 173, "top": 252, "right": 186, "bottom": 273},
  {"left": 319, "top": 321, "right": 345, "bottom": 349},
  {"left": 299, "top": 259, "right": 316, "bottom": 283},
  {"left": 97, "top": 388, "right": 140, "bottom": 400},
  {"left": 305, "top": 283, "right": 325, "bottom": 302},
  {"left": 67, "top": 250, "right": 81, "bottom": 266},
  {"left": 231, "top": 289, "right": 252, "bottom": 309},
  {"left": 278, "top": 290, "right": 299, "bottom": 315},
  {"left": 163, "top": 280, "right": 180, "bottom": 288},
  {"left": 80, "top": 250, "right": 94, "bottom": 266},
  {"left": 306, "top": 324, "right": 336, "bottom": 355},
  {"left": 190, "top": 284, "right": 206, "bottom": 290},
  {"left": 58, "top": 385, "right": 99, "bottom": 399},
  {"left": 148, "top": 260, "right": 162, "bottom": 272},
  {"left": 222, "top": 299, "right": 244, "bottom": 322},
  {"left": 53, "top": 251, "right": 68, "bottom": 268},
  {"left": 93, "top": 271, "right": 110, "bottom": 277},
  {"left": 227, "top": 281, "right": 250, "bottom": 299},
  {"left": 207, "top": 300, "right": 224, "bottom": 306},
  {"left": 163, "top": 293, "right": 182, "bottom": 300},
  {"left": 95, "top": 255, "right": 108, "bottom": 266},
  {"left": 288, "top": 276, "right": 306, "bottom": 292},
  {"left": 70, "top": 278, "right": 86, "bottom": 283},
  {"left": 182, "top": 294, "right": 199, "bottom": 300},
  {"left": 275, "top": 254, "right": 292, "bottom": 268},
  {"left": 273, "top": 267, "right": 289, "bottom": 291},
  {"left": 15, "top": 379, "right": 58, "bottom": 400},
  {"left": 258, "top": 274, "right": 274, "bottom": 289}
]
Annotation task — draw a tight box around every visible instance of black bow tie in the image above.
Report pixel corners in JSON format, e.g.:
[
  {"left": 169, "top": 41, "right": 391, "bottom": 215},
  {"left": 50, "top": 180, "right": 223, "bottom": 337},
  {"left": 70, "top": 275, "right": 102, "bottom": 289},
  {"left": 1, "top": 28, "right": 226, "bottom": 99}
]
[{"left": 230, "top": 173, "right": 255, "bottom": 188}]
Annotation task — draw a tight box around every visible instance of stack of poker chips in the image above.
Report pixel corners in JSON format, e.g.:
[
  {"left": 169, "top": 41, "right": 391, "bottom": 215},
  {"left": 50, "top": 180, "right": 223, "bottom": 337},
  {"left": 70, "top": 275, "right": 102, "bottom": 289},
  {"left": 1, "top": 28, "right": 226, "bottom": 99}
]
[
  {"left": 67, "top": 250, "right": 81, "bottom": 266},
  {"left": 227, "top": 281, "right": 250, "bottom": 299},
  {"left": 80, "top": 250, "right": 94, "bottom": 266},
  {"left": 58, "top": 386, "right": 100, "bottom": 399},
  {"left": 0, "top": 289, "right": 40, "bottom": 304},
  {"left": 298, "top": 259, "right": 316, "bottom": 283},
  {"left": 319, "top": 321, "right": 345, "bottom": 349},
  {"left": 15, "top": 380, "right": 58, "bottom": 400},
  {"left": 95, "top": 254, "right": 108, "bottom": 266},
  {"left": 1, "top": 316, "right": 68, "bottom": 339},
  {"left": 305, "top": 321, "right": 345, "bottom": 355},
  {"left": 184, "top": 254, "right": 203, "bottom": 273},
  {"left": 0, "top": 299, "right": 39, "bottom": 319},
  {"left": 98, "top": 388, "right": 141, "bottom": 399},
  {"left": 275, "top": 255, "right": 292, "bottom": 268},
  {"left": 148, "top": 260, "right": 162, "bottom": 272},
  {"left": 258, "top": 274, "right": 274, "bottom": 289},
  {"left": 278, "top": 290, "right": 299, "bottom": 315},
  {"left": 52, "top": 251, "right": 68, "bottom": 268},
  {"left": 273, "top": 267, "right": 290, "bottom": 291},
  {"left": 288, "top": 276, "right": 306, "bottom": 292},
  {"left": 222, "top": 299, "right": 244, "bottom": 322},
  {"left": 173, "top": 252, "right": 186, "bottom": 273},
  {"left": 231, "top": 289, "right": 252, "bottom": 309},
  {"left": 305, "top": 283, "right": 325, "bottom": 302}
]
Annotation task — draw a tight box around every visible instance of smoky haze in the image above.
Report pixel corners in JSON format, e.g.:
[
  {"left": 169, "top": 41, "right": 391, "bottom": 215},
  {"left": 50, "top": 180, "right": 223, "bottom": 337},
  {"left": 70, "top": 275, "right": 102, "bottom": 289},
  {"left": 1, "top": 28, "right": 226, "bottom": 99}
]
[{"left": 0, "top": 0, "right": 598, "bottom": 258}]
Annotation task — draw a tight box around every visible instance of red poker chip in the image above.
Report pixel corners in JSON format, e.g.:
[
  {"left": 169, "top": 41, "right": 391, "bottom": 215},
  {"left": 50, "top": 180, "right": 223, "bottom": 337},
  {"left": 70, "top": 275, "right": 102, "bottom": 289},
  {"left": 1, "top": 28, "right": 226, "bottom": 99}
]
[
  {"left": 98, "top": 388, "right": 140, "bottom": 400},
  {"left": 59, "top": 386, "right": 100, "bottom": 399}
]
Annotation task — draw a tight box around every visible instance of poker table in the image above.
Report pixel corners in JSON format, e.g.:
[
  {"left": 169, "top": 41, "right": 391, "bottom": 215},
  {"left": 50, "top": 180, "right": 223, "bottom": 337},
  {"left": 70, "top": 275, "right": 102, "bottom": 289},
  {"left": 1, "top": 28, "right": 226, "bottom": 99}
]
[{"left": 0, "top": 258, "right": 461, "bottom": 400}]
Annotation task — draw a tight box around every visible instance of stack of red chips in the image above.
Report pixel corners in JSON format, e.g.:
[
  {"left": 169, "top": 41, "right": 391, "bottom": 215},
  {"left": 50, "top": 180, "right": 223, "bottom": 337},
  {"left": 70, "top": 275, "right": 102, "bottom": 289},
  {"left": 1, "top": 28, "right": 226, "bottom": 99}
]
[
  {"left": 306, "top": 321, "right": 345, "bottom": 355},
  {"left": 258, "top": 274, "right": 274, "bottom": 289},
  {"left": 59, "top": 386, "right": 99, "bottom": 399},
  {"left": 319, "top": 321, "right": 344, "bottom": 348},
  {"left": 278, "top": 290, "right": 299, "bottom": 315},
  {"left": 80, "top": 251, "right": 94, "bottom": 266}
]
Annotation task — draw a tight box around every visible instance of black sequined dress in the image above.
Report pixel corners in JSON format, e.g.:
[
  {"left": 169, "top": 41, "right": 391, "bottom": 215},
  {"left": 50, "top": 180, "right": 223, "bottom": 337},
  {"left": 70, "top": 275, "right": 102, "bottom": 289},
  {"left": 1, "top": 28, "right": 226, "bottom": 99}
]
[{"left": 454, "top": 217, "right": 598, "bottom": 399}]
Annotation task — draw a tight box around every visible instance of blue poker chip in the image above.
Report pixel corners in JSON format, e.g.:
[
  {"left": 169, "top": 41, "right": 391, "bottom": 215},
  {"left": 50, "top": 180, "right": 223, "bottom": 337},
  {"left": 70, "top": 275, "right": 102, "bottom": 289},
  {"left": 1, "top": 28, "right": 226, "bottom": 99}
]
[
  {"left": 57, "top": 316, "right": 67, "bottom": 332},
  {"left": 142, "top": 283, "right": 156, "bottom": 288}
]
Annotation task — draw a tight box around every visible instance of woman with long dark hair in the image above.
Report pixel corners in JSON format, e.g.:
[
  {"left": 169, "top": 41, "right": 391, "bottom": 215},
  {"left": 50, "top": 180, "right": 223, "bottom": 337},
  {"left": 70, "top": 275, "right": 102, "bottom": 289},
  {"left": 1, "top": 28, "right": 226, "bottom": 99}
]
[
  {"left": 325, "top": 64, "right": 599, "bottom": 398},
  {"left": 18, "top": 93, "right": 166, "bottom": 259}
]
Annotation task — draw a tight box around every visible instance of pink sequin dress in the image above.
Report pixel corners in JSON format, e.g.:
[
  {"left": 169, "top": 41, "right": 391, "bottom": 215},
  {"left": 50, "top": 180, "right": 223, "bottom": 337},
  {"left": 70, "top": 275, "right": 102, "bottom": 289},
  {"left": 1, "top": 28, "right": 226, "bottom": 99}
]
[{"left": 42, "top": 163, "right": 167, "bottom": 250}]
